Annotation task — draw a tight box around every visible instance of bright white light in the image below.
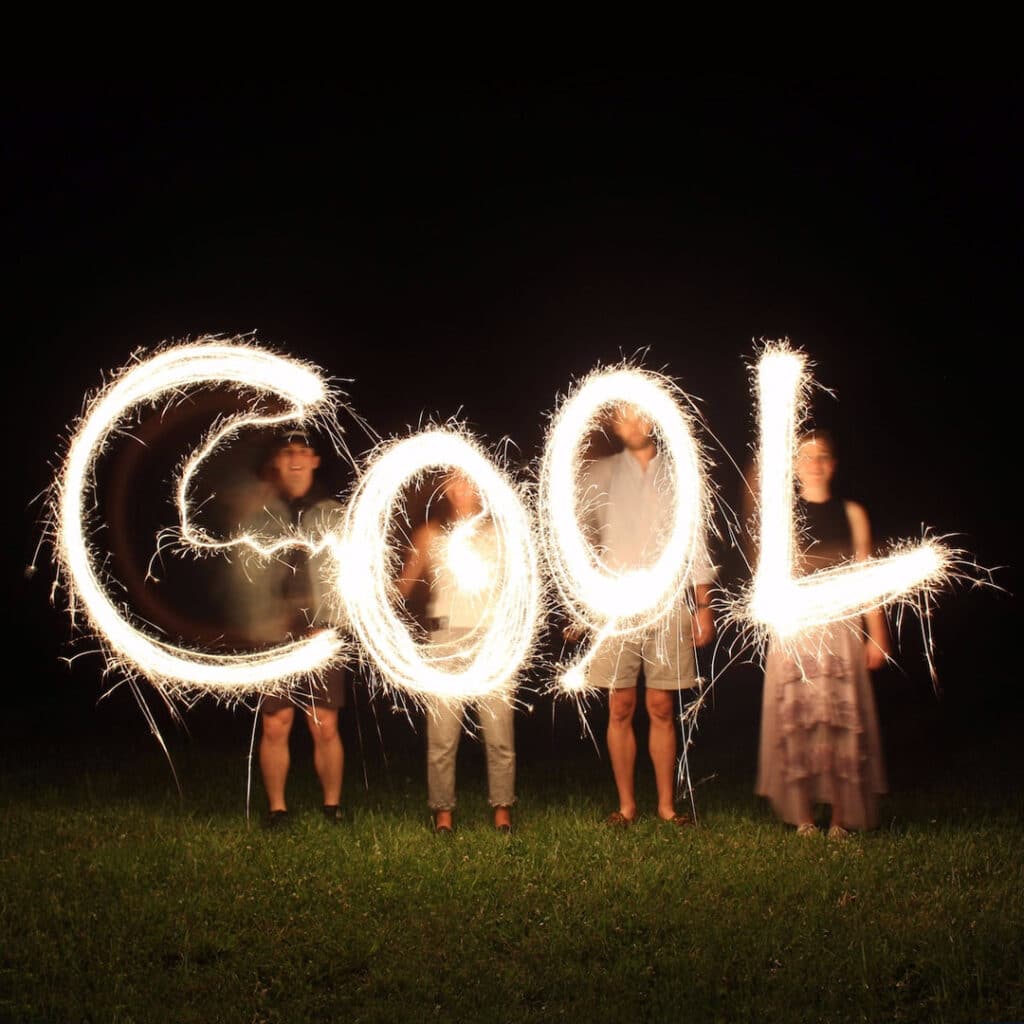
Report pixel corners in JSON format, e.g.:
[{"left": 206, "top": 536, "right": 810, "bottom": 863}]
[
  {"left": 339, "top": 428, "right": 541, "bottom": 703},
  {"left": 746, "top": 343, "right": 952, "bottom": 640},
  {"left": 50, "top": 339, "right": 347, "bottom": 698},
  {"left": 539, "top": 366, "right": 710, "bottom": 692},
  {"left": 443, "top": 517, "right": 494, "bottom": 595}
]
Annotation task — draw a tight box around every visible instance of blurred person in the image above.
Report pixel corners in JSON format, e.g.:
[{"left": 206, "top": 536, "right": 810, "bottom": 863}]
[
  {"left": 231, "top": 428, "right": 347, "bottom": 828},
  {"left": 573, "top": 403, "right": 716, "bottom": 827},
  {"left": 398, "top": 471, "right": 515, "bottom": 834},
  {"left": 755, "top": 429, "right": 891, "bottom": 838}
]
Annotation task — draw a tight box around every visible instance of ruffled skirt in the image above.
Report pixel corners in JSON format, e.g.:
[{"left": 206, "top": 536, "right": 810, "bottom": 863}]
[{"left": 756, "top": 622, "right": 886, "bottom": 829}]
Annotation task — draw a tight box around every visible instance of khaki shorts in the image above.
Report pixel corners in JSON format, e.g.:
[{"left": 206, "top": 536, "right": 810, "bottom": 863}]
[
  {"left": 587, "top": 606, "right": 698, "bottom": 691},
  {"left": 261, "top": 665, "right": 347, "bottom": 715}
]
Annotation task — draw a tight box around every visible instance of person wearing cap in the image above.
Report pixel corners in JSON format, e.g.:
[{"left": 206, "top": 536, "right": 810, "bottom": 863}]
[{"left": 231, "top": 427, "right": 347, "bottom": 828}]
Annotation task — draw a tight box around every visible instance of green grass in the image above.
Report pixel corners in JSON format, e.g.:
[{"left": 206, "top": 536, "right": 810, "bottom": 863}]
[{"left": 1, "top": 731, "right": 1022, "bottom": 1024}]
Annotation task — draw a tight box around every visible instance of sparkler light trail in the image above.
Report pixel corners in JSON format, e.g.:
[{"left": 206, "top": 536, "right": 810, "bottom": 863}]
[
  {"left": 50, "top": 339, "right": 347, "bottom": 699},
  {"left": 339, "top": 428, "right": 542, "bottom": 703},
  {"left": 539, "top": 366, "right": 711, "bottom": 693},
  {"left": 744, "top": 343, "right": 952, "bottom": 641}
]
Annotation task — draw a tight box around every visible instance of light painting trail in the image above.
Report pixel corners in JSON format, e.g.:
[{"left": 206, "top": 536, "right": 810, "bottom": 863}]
[
  {"left": 50, "top": 339, "right": 347, "bottom": 699},
  {"left": 539, "top": 366, "right": 711, "bottom": 694},
  {"left": 744, "top": 343, "right": 953, "bottom": 644},
  {"left": 339, "top": 428, "right": 542, "bottom": 704}
]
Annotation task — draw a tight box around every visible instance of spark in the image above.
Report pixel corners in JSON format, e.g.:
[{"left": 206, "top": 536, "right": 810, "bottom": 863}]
[
  {"left": 49, "top": 338, "right": 347, "bottom": 699},
  {"left": 743, "top": 342, "right": 953, "bottom": 642},
  {"left": 539, "top": 365, "right": 711, "bottom": 693},
  {"left": 339, "top": 428, "right": 542, "bottom": 703}
]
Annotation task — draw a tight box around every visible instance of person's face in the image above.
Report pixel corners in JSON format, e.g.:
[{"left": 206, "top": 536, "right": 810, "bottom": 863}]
[
  {"left": 609, "top": 405, "right": 654, "bottom": 451},
  {"left": 795, "top": 438, "right": 835, "bottom": 491},
  {"left": 273, "top": 442, "right": 320, "bottom": 499},
  {"left": 444, "top": 471, "right": 481, "bottom": 516}
]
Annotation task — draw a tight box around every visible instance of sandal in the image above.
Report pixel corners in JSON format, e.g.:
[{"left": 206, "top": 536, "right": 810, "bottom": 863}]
[
  {"left": 605, "top": 811, "right": 635, "bottom": 828},
  {"left": 796, "top": 823, "right": 818, "bottom": 837},
  {"left": 662, "top": 812, "right": 693, "bottom": 827},
  {"left": 827, "top": 825, "right": 851, "bottom": 840}
]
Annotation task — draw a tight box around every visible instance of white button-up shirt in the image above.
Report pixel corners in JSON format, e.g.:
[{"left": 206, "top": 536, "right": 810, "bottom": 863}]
[{"left": 580, "top": 449, "right": 715, "bottom": 583}]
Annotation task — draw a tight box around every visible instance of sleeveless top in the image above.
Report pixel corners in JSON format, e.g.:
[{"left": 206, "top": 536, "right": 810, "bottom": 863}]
[
  {"left": 797, "top": 496, "right": 852, "bottom": 574},
  {"left": 425, "top": 517, "right": 500, "bottom": 630}
]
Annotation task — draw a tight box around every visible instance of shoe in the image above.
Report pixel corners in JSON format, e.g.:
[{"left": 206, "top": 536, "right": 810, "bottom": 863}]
[
  {"left": 265, "top": 810, "right": 290, "bottom": 830},
  {"left": 605, "top": 811, "right": 635, "bottom": 828},
  {"left": 796, "top": 823, "right": 818, "bottom": 837},
  {"left": 495, "top": 823, "right": 512, "bottom": 835},
  {"left": 827, "top": 825, "right": 851, "bottom": 840},
  {"left": 322, "top": 804, "right": 342, "bottom": 824},
  {"left": 661, "top": 812, "right": 693, "bottom": 827}
]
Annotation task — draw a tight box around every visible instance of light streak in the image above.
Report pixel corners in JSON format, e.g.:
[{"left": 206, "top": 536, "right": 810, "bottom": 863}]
[
  {"left": 50, "top": 339, "right": 347, "bottom": 699},
  {"left": 339, "top": 428, "right": 541, "bottom": 703},
  {"left": 539, "top": 366, "right": 710, "bottom": 693},
  {"left": 745, "top": 343, "right": 952, "bottom": 641}
]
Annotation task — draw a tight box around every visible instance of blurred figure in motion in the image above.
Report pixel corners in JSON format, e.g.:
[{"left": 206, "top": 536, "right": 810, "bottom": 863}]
[
  {"left": 230, "top": 428, "right": 347, "bottom": 828},
  {"left": 398, "top": 471, "right": 515, "bottom": 834}
]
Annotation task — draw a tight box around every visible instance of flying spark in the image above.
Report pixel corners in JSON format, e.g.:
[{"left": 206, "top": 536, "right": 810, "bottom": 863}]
[
  {"left": 339, "top": 428, "right": 542, "bottom": 703},
  {"left": 50, "top": 339, "right": 348, "bottom": 700}
]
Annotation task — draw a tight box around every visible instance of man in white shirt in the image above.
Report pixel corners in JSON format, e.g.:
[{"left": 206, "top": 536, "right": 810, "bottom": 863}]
[{"left": 580, "top": 404, "right": 715, "bottom": 827}]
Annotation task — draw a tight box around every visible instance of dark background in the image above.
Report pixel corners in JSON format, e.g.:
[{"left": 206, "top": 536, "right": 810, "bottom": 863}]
[{"left": 7, "top": 78, "right": 1020, "bottom": 794}]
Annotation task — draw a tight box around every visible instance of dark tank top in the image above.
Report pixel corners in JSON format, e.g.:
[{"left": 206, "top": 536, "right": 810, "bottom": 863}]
[{"left": 798, "top": 496, "right": 852, "bottom": 574}]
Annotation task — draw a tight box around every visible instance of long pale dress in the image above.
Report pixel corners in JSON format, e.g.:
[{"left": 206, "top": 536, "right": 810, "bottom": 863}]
[{"left": 755, "top": 497, "right": 887, "bottom": 830}]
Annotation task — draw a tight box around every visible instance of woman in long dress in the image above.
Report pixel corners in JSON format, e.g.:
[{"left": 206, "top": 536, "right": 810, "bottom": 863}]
[{"left": 755, "top": 430, "right": 891, "bottom": 837}]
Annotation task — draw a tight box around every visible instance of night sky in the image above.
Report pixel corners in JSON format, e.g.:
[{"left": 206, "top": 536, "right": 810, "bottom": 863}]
[{"left": 9, "top": 79, "right": 1020, "bottom": 765}]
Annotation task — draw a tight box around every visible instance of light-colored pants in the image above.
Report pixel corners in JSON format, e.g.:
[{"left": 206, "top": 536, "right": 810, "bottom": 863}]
[{"left": 426, "top": 695, "right": 516, "bottom": 811}]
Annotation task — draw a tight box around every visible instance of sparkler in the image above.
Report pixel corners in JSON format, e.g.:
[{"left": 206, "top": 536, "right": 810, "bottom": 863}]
[
  {"left": 339, "top": 428, "right": 542, "bottom": 703},
  {"left": 539, "top": 366, "right": 711, "bottom": 693},
  {"left": 744, "top": 343, "right": 951, "bottom": 641},
  {"left": 50, "top": 339, "right": 347, "bottom": 699}
]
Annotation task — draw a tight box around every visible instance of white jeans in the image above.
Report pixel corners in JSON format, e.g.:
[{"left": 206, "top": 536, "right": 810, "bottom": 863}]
[{"left": 425, "top": 694, "right": 516, "bottom": 811}]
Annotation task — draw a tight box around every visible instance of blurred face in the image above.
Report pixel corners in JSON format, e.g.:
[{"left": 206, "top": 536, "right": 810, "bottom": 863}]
[
  {"left": 795, "top": 438, "right": 835, "bottom": 492},
  {"left": 609, "top": 404, "right": 654, "bottom": 452},
  {"left": 444, "top": 471, "right": 481, "bottom": 516},
  {"left": 273, "top": 442, "right": 320, "bottom": 499}
]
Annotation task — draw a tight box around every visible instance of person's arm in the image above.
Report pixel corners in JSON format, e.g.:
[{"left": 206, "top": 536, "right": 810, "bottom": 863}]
[
  {"left": 693, "top": 582, "right": 715, "bottom": 647},
  {"left": 846, "top": 500, "right": 891, "bottom": 670},
  {"left": 397, "top": 523, "right": 437, "bottom": 600}
]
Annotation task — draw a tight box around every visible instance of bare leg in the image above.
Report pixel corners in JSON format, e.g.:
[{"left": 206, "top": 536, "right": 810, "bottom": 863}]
[
  {"left": 646, "top": 689, "right": 679, "bottom": 820},
  {"left": 607, "top": 688, "right": 638, "bottom": 821},
  {"left": 260, "top": 706, "right": 295, "bottom": 813},
  {"left": 305, "top": 706, "right": 343, "bottom": 807}
]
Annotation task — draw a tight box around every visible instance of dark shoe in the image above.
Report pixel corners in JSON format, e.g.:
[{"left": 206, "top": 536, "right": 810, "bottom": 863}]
[
  {"left": 605, "top": 811, "right": 635, "bottom": 828},
  {"left": 496, "top": 823, "right": 512, "bottom": 835},
  {"left": 662, "top": 812, "right": 694, "bottom": 827},
  {"left": 322, "top": 804, "right": 342, "bottom": 824},
  {"left": 265, "top": 810, "right": 290, "bottom": 830}
]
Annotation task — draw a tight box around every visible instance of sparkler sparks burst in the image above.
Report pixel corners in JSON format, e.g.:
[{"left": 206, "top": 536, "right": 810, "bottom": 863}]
[
  {"left": 50, "top": 339, "right": 348, "bottom": 699},
  {"left": 744, "top": 343, "right": 953, "bottom": 643},
  {"left": 539, "top": 366, "right": 711, "bottom": 693},
  {"left": 339, "top": 428, "right": 542, "bottom": 703}
]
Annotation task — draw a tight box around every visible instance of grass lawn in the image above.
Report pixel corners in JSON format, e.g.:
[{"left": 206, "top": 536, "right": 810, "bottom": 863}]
[{"left": 2, "top": 689, "right": 1022, "bottom": 1024}]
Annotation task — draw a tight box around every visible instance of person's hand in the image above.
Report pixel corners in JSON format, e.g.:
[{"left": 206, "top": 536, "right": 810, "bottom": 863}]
[
  {"left": 563, "top": 623, "right": 587, "bottom": 643},
  {"left": 864, "top": 637, "right": 890, "bottom": 671},
  {"left": 864, "top": 622, "right": 891, "bottom": 671},
  {"left": 693, "top": 605, "right": 715, "bottom": 648}
]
